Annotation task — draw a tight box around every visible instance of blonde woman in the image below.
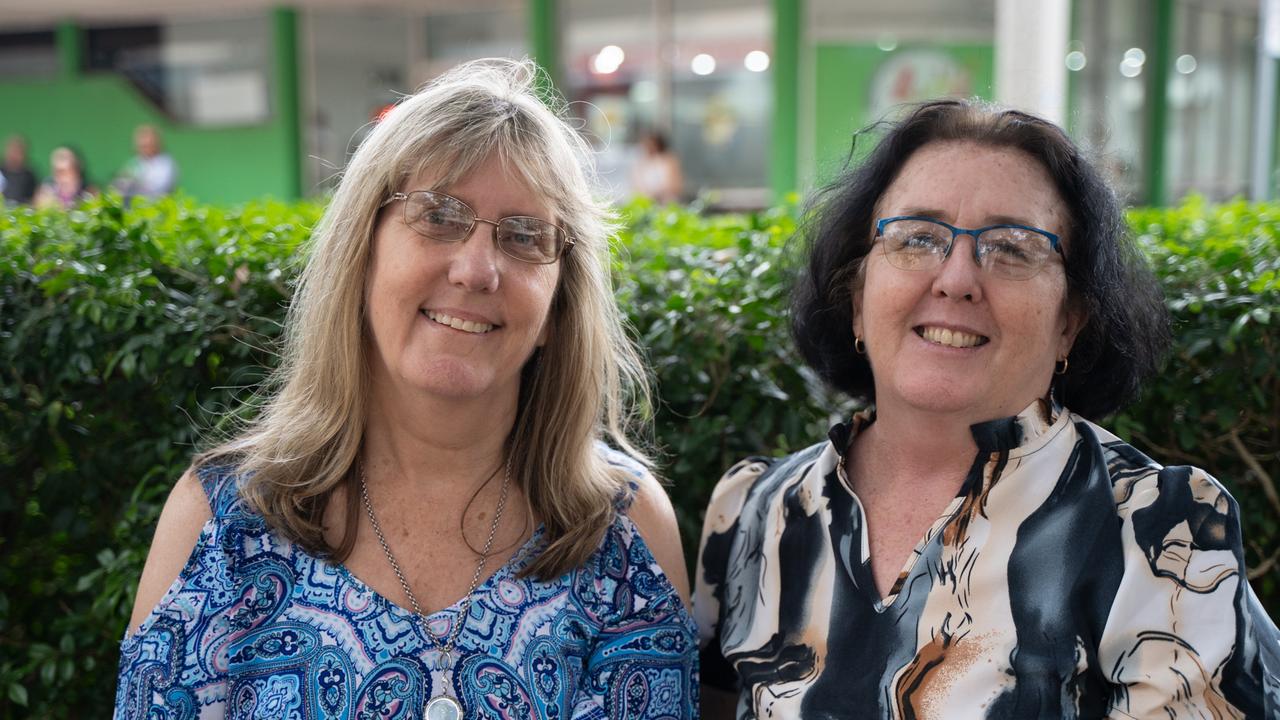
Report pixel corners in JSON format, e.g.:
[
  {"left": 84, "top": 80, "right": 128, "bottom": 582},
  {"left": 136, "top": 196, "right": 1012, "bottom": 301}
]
[{"left": 115, "top": 58, "right": 696, "bottom": 719}]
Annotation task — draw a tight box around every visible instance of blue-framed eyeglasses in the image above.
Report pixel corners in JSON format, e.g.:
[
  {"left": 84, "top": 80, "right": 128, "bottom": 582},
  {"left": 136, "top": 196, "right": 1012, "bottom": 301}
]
[{"left": 874, "top": 215, "right": 1063, "bottom": 281}]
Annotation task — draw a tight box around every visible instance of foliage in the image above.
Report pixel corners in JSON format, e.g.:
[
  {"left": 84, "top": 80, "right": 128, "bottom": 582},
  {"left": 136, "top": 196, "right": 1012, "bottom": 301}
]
[
  {"left": 1, "top": 194, "right": 1277, "bottom": 717},
  {"left": 1120, "top": 197, "right": 1280, "bottom": 599},
  {"left": 0, "top": 195, "right": 319, "bottom": 717}
]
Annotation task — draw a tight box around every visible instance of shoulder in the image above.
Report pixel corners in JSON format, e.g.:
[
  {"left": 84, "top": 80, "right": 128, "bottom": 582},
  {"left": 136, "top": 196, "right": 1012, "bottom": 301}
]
[
  {"left": 703, "top": 441, "right": 829, "bottom": 537},
  {"left": 125, "top": 466, "right": 214, "bottom": 635},
  {"left": 597, "top": 444, "right": 692, "bottom": 610},
  {"left": 1081, "top": 418, "right": 1242, "bottom": 528},
  {"left": 1079, "top": 418, "right": 1252, "bottom": 588}
]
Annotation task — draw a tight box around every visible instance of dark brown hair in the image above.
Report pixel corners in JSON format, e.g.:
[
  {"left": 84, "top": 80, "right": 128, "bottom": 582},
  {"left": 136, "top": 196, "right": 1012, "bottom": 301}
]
[{"left": 790, "top": 98, "right": 1170, "bottom": 419}]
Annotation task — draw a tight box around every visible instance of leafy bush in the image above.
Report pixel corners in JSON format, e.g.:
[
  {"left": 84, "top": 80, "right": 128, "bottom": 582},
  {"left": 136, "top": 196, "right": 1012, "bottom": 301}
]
[
  {"left": 1121, "top": 198, "right": 1280, "bottom": 599},
  {"left": 1, "top": 194, "right": 1276, "bottom": 717},
  {"left": 0, "top": 196, "right": 318, "bottom": 716}
]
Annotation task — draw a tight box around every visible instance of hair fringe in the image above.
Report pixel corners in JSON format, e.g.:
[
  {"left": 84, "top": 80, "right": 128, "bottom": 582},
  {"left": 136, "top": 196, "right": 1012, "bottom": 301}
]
[{"left": 196, "top": 57, "right": 652, "bottom": 579}]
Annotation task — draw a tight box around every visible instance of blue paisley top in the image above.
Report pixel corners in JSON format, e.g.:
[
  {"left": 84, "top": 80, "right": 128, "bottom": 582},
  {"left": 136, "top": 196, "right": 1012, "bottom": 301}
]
[{"left": 114, "top": 451, "right": 698, "bottom": 719}]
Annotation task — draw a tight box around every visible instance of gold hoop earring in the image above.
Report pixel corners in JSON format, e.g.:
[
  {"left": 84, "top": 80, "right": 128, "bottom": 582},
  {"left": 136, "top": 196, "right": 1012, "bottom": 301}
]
[
  {"left": 1054, "top": 357, "right": 1069, "bottom": 375},
  {"left": 854, "top": 336, "right": 866, "bottom": 355}
]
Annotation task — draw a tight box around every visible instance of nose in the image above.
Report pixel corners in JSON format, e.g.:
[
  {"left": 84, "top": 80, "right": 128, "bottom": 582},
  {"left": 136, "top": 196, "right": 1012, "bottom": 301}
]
[
  {"left": 446, "top": 221, "right": 501, "bottom": 293},
  {"left": 931, "top": 233, "right": 984, "bottom": 303}
]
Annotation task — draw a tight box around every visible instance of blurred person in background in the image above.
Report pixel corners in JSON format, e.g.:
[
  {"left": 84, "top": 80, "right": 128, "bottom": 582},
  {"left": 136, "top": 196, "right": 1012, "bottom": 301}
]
[
  {"left": 1, "top": 135, "right": 37, "bottom": 204},
  {"left": 696, "top": 99, "right": 1280, "bottom": 718},
  {"left": 113, "top": 124, "right": 178, "bottom": 200},
  {"left": 34, "top": 146, "right": 94, "bottom": 209},
  {"left": 631, "top": 129, "right": 683, "bottom": 205},
  {"left": 115, "top": 58, "right": 696, "bottom": 719}
]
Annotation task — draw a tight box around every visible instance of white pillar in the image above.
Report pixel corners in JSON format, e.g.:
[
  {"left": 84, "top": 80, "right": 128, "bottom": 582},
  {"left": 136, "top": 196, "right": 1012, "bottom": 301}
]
[
  {"left": 995, "top": 0, "right": 1070, "bottom": 125},
  {"left": 1252, "top": 0, "right": 1280, "bottom": 200}
]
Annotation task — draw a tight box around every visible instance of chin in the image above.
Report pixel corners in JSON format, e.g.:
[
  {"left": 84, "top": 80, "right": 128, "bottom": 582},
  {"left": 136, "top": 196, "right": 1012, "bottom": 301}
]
[{"left": 398, "top": 359, "right": 500, "bottom": 400}]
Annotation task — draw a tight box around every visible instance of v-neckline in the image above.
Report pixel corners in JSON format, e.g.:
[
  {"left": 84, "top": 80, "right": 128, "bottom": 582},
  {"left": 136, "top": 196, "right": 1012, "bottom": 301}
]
[{"left": 324, "top": 524, "right": 548, "bottom": 642}]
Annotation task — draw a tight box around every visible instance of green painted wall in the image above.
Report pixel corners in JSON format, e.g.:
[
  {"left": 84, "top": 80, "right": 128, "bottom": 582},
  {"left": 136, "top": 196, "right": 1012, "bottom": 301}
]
[
  {"left": 812, "top": 43, "right": 994, "bottom": 184},
  {"left": 0, "top": 76, "right": 296, "bottom": 204}
]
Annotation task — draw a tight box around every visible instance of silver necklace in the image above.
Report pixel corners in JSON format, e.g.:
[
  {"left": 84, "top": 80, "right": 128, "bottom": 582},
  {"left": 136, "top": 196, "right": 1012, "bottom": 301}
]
[{"left": 359, "top": 457, "right": 512, "bottom": 720}]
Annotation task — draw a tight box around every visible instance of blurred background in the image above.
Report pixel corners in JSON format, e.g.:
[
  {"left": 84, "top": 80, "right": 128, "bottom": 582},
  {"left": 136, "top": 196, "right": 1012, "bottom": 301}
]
[{"left": 0, "top": 0, "right": 1273, "bottom": 209}]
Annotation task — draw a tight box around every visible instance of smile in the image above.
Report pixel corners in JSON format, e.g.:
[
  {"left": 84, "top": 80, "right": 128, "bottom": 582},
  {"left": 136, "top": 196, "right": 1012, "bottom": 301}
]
[
  {"left": 423, "top": 310, "right": 496, "bottom": 334},
  {"left": 916, "top": 326, "right": 988, "bottom": 348}
]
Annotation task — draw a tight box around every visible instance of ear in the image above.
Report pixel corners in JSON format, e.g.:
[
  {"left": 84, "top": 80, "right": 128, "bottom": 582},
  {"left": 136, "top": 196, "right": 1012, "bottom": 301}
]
[
  {"left": 850, "top": 280, "right": 865, "bottom": 340},
  {"left": 1057, "top": 296, "right": 1087, "bottom": 360}
]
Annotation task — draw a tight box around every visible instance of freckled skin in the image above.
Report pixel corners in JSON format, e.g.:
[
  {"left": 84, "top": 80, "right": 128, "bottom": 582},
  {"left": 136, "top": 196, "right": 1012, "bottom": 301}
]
[
  {"left": 853, "top": 140, "right": 1085, "bottom": 425},
  {"left": 364, "top": 154, "right": 560, "bottom": 406}
]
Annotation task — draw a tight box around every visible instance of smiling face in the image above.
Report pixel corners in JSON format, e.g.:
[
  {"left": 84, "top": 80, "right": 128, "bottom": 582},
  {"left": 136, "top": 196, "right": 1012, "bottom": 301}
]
[
  {"left": 852, "top": 140, "right": 1084, "bottom": 423},
  {"left": 364, "top": 152, "right": 561, "bottom": 406}
]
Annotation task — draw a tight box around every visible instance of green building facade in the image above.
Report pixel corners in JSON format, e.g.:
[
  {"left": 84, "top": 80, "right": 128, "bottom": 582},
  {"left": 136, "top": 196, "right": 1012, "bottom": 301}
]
[{"left": 0, "top": 0, "right": 1269, "bottom": 206}]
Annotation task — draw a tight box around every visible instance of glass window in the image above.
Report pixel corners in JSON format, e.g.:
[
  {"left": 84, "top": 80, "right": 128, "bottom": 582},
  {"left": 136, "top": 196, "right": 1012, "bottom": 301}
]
[
  {"left": 563, "top": 0, "right": 772, "bottom": 207},
  {"left": 0, "top": 30, "right": 58, "bottom": 79},
  {"left": 1166, "top": 2, "right": 1256, "bottom": 201},
  {"left": 418, "top": 4, "right": 527, "bottom": 80},
  {"left": 85, "top": 16, "right": 272, "bottom": 126},
  {"left": 1067, "top": 0, "right": 1151, "bottom": 202},
  {"left": 302, "top": 9, "right": 410, "bottom": 192},
  {"left": 301, "top": 2, "right": 525, "bottom": 193}
]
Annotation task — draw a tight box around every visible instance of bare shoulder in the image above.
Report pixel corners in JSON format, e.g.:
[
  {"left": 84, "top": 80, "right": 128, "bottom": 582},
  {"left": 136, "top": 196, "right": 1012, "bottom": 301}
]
[
  {"left": 624, "top": 469, "right": 692, "bottom": 611},
  {"left": 127, "top": 466, "right": 213, "bottom": 635}
]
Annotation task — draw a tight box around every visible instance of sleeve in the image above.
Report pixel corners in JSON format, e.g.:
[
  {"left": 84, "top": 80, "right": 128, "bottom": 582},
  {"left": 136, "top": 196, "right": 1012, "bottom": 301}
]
[
  {"left": 571, "top": 510, "right": 700, "bottom": 719},
  {"left": 1098, "top": 464, "right": 1280, "bottom": 719},
  {"left": 693, "top": 457, "right": 772, "bottom": 695},
  {"left": 113, "top": 466, "right": 239, "bottom": 720}
]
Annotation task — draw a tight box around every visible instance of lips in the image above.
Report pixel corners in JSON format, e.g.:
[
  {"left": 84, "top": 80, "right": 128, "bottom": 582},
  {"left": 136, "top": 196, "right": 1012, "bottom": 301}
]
[
  {"left": 916, "top": 325, "right": 989, "bottom": 348},
  {"left": 423, "top": 310, "right": 497, "bottom": 334}
]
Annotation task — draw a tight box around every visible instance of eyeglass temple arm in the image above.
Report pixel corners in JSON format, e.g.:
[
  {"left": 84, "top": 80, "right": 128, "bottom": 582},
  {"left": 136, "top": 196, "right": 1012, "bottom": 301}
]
[{"left": 380, "top": 192, "right": 409, "bottom": 208}]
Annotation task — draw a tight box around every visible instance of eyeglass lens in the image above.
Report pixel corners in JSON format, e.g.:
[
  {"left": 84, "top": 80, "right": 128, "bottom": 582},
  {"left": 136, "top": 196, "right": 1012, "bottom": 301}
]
[
  {"left": 402, "top": 190, "right": 563, "bottom": 264},
  {"left": 880, "top": 218, "right": 1053, "bottom": 279}
]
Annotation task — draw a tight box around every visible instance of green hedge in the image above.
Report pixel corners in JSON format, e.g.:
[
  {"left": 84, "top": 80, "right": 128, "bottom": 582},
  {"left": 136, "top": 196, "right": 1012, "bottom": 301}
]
[{"left": 1, "top": 195, "right": 1277, "bottom": 717}]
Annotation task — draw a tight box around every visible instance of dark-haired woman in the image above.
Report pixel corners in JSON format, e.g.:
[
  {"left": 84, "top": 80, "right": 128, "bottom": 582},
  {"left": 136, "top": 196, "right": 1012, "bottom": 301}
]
[{"left": 695, "top": 99, "right": 1280, "bottom": 718}]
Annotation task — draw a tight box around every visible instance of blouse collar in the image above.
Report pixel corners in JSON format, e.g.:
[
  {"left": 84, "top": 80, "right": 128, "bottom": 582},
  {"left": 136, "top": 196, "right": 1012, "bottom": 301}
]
[{"left": 827, "top": 397, "right": 1068, "bottom": 458}]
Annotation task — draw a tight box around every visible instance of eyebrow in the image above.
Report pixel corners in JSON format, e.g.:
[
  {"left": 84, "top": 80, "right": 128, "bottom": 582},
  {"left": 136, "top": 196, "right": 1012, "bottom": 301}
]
[{"left": 895, "top": 207, "right": 1044, "bottom": 228}]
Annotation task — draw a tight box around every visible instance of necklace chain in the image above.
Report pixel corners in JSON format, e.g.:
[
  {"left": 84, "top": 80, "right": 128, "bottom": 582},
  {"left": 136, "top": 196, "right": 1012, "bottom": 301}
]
[{"left": 359, "top": 457, "right": 512, "bottom": 659}]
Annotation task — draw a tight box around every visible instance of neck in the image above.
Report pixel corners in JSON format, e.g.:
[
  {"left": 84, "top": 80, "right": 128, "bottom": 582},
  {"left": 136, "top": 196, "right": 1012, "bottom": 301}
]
[
  {"left": 852, "top": 403, "right": 981, "bottom": 493},
  {"left": 363, "top": 375, "right": 517, "bottom": 493}
]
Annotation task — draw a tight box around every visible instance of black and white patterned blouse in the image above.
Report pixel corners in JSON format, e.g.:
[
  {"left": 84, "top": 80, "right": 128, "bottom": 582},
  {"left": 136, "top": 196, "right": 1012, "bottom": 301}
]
[{"left": 695, "top": 399, "right": 1280, "bottom": 718}]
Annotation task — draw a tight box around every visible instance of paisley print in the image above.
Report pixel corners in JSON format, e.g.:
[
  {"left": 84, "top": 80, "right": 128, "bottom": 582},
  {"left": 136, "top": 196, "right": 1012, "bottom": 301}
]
[
  {"left": 114, "top": 448, "right": 697, "bottom": 719},
  {"left": 696, "top": 399, "right": 1280, "bottom": 719}
]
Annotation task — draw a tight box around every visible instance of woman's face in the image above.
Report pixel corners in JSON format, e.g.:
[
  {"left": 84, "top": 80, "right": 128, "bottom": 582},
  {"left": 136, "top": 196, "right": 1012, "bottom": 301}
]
[
  {"left": 364, "top": 153, "right": 561, "bottom": 405},
  {"left": 852, "top": 140, "right": 1084, "bottom": 422}
]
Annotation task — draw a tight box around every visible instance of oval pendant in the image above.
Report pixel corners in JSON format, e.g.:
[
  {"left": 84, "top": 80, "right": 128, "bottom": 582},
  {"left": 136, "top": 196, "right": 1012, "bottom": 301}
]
[{"left": 424, "top": 694, "right": 462, "bottom": 720}]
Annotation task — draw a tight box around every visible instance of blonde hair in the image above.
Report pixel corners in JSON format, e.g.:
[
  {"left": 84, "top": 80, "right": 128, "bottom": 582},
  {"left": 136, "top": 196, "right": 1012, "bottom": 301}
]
[{"left": 200, "top": 58, "right": 651, "bottom": 579}]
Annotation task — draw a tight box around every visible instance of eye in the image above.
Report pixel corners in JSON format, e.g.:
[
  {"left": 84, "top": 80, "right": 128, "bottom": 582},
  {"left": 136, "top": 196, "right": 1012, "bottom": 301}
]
[
  {"left": 981, "top": 229, "right": 1047, "bottom": 266},
  {"left": 498, "top": 218, "right": 560, "bottom": 262},
  {"left": 885, "top": 220, "right": 949, "bottom": 253},
  {"left": 406, "top": 192, "right": 472, "bottom": 238}
]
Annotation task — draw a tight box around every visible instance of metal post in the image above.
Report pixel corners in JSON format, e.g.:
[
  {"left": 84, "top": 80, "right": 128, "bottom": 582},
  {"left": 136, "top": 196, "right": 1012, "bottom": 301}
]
[
  {"left": 772, "top": 0, "right": 801, "bottom": 201},
  {"left": 55, "top": 21, "right": 81, "bottom": 82},
  {"left": 1144, "top": 0, "right": 1173, "bottom": 206},
  {"left": 273, "top": 8, "right": 302, "bottom": 200},
  {"left": 529, "top": 0, "right": 559, "bottom": 94}
]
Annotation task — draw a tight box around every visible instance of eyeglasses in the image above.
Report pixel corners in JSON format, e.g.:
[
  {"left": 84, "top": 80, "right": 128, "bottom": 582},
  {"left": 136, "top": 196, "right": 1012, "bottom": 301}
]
[
  {"left": 383, "top": 190, "right": 575, "bottom": 265},
  {"left": 874, "top": 215, "right": 1063, "bottom": 281}
]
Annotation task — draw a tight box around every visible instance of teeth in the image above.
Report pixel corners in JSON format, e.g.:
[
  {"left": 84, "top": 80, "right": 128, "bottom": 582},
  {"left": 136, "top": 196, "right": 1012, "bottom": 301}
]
[
  {"left": 920, "top": 326, "right": 985, "bottom": 348},
  {"left": 425, "top": 311, "right": 495, "bottom": 334}
]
